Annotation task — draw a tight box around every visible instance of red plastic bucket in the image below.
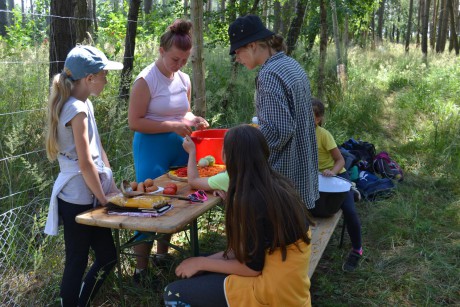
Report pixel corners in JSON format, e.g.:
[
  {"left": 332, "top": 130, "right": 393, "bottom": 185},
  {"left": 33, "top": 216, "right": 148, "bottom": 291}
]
[{"left": 191, "top": 129, "right": 228, "bottom": 165}]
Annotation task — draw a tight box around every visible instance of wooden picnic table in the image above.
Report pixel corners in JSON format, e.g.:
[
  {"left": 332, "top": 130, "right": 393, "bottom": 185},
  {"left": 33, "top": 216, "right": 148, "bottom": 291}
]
[{"left": 76, "top": 173, "right": 223, "bottom": 293}]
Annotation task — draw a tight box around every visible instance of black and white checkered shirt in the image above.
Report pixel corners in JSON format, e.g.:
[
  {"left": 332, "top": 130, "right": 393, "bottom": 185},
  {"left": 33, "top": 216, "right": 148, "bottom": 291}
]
[{"left": 256, "top": 52, "right": 319, "bottom": 209}]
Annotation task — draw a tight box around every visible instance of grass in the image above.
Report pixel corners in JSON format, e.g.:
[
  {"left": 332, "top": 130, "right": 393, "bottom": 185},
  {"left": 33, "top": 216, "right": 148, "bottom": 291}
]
[{"left": 1, "top": 41, "right": 460, "bottom": 306}]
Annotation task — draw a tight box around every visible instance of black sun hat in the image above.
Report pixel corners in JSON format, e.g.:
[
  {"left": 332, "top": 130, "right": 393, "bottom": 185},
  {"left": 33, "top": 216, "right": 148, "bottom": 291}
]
[{"left": 228, "top": 15, "right": 275, "bottom": 55}]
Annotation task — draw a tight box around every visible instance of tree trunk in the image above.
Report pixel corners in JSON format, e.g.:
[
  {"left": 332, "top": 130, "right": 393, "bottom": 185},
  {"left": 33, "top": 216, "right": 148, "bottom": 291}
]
[
  {"left": 377, "top": 0, "right": 385, "bottom": 44},
  {"left": 371, "top": 10, "right": 376, "bottom": 50},
  {"left": 190, "top": 0, "right": 206, "bottom": 118},
  {"left": 220, "top": 0, "right": 226, "bottom": 22},
  {"left": 49, "top": 0, "right": 76, "bottom": 81},
  {"left": 304, "top": 12, "right": 320, "bottom": 53},
  {"left": 118, "top": 0, "right": 141, "bottom": 100},
  {"left": 20, "top": 0, "right": 25, "bottom": 27},
  {"left": 184, "top": 0, "right": 189, "bottom": 18},
  {"left": 343, "top": 10, "right": 349, "bottom": 69},
  {"left": 330, "top": 0, "right": 341, "bottom": 65},
  {"left": 448, "top": 0, "right": 459, "bottom": 54},
  {"left": 406, "top": 0, "right": 414, "bottom": 52},
  {"left": 280, "top": 0, "right": 295, "bottom": 37},
  {"left": 144, "top": 0, "right": 153, "bottom": 14},
  {"left": 239, "top": 0, "right": 249, "bottom": 16},
  {"left": 317, "top": 0, "right": 327, "bottom": 100},
  {"left": 416, "top": 0, "right": 421, "bottom": 47},
  {"left": 286, "top": 0, "right": 308, "bottom": 55},
  {"left": 92, "top": 0, "right": 98, "bottom": 35},
  {"left": 0, "top": 0, "right": 6, "bottom": 36},
  {"left": 228, "top": 0, "right": 236, "bottom": 22},
  {"left": 262, "top": 0, "right": 268, "bottom": 24},
  {"left": 7, "top": 0, "right": 13, "bottom": 25},
  {"left": 421, "top": 0, "right": 431, "bottom": 56},
  {"left": 273, "top": 0, "right": 281, "bottom": 33},
  {"left": 431, "top": 0, "right": 438, "bottom": 50},
  {"left": 250, "top": 0, "right": 261, "bottom": 14},
  {"left": 330, "top": 0, "right": 345, "bottom": 88},
  {"left": 74, "top": 0, "right": 91, "bottom": 44},
  {"left": 436, "top": 0, "right": 448, "bottom": 52}
]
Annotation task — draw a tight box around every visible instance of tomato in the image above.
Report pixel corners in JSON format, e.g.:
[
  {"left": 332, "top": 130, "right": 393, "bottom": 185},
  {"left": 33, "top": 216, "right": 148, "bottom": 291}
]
[
  {"left": 165, "top": 183, "right": 178, "bottom": 193},
  {"left": 163, "top": 187, "right": 176, "bottom": 195}
]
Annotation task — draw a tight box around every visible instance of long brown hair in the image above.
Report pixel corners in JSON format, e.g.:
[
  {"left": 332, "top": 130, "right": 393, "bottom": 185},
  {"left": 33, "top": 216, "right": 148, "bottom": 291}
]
[{"left": 223, "top": 125, "right": 313, "bottom": 263}]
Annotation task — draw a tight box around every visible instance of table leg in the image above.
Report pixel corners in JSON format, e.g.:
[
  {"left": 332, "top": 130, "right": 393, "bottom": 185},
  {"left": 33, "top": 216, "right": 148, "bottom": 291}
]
[
  {"left": 114, "top": 229, "right": 124, "bottom": 303},
  {"left": 190, "top": 219, "right": 199, "bottom": 256}
]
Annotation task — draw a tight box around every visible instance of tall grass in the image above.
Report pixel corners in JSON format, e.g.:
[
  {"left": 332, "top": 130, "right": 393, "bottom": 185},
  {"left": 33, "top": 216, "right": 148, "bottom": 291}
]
[{"left": 1, "top": 40, "right": 459, "bottom": 306}]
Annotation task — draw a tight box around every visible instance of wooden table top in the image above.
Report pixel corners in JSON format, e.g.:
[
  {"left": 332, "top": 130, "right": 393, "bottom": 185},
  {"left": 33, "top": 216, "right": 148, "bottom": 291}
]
[{"left": 76, "top": 174, "right": 222, "bottom": 233}]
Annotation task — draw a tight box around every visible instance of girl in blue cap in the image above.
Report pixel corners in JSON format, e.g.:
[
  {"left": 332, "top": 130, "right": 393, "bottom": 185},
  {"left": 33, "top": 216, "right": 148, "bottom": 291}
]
[{"left": 44, "top": 45, "right": 123, "bottom": 306}]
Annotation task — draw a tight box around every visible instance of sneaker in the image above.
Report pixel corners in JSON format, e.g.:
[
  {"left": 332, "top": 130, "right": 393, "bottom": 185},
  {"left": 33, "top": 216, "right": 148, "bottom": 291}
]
[
  {"left": 342, "top": 250, "right": 362, "bottom": 272},
  {"left": 133, "top": 269, "right": 162, "bottom": 289},
  {"left": 132, "top": 269, "right": 149, "bottom": 286},
  {"left": 152, "top": 253, "right": 175, "bottom": 269},
  {"left": 351, "top": 186, "right": 361, "bottom": 202}
]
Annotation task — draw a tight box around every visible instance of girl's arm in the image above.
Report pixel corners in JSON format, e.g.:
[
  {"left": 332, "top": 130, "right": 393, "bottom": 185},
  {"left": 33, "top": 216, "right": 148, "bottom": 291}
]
[
  {"left": 100, "top": 148, "right": 119, "bottom": 194},
  {"left": 175, "top": 253, "right": 261, "bottom": 279},
  {"left": 323, "top": 147, "right": 345, "bottom": 176},
  {"left": 128, "top": 78, "right": 193, "bottom": 136},
  {"left": 71, "top": 113, "right": 108, "bottom": 205},
  {"left": 182, "top": 135, "right": 212, "bottom": 190}
]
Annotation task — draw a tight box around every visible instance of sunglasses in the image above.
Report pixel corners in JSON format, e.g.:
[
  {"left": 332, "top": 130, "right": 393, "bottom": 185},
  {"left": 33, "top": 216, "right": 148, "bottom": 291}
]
[{"left": 187, "top": 190, "right": 208, "bottom": 203}]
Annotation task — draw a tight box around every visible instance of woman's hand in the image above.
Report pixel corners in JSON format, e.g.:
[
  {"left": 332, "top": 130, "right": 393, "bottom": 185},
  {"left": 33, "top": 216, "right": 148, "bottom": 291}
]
[
  {"left": 175, "top": 257, "right": 204, "bottom": 278},
  {"left": 170, "top": 121, "right": 193, "bottom": 137},
  {"left": 193, "top": 116, "right": 209, "bottom": 130},
  {"left": 182, "top": 135, "right": 196, "bottom": 154}
]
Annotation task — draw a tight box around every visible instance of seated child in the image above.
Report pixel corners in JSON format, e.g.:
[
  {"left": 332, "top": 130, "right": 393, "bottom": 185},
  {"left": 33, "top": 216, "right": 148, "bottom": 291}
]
[
  {"left": 182, "top": 135, "right": 228, "bottom": 199},
  {"left": 310, "top": 98, "right": 364, "bottom": 272},
  {"left": 165, "top": 124, "right": 314, "bottom": 306}
]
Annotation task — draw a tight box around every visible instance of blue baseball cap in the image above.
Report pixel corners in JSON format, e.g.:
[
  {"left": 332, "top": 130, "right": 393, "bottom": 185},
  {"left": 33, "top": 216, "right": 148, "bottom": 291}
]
[{"left": 63, "top": 45, "right": 123, "bottom": 81}]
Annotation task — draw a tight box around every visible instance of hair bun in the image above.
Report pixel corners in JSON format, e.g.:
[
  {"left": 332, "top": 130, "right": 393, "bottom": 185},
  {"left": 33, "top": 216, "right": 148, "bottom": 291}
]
[{"left": 168, "top": 19, "right": 192, "bottom": 36}]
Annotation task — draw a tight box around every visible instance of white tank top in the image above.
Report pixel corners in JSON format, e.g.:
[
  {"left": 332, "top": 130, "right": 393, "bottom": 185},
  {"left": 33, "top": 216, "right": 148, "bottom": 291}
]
[{"left": 135, "top": 63, "right": 190, "bottom": 122}]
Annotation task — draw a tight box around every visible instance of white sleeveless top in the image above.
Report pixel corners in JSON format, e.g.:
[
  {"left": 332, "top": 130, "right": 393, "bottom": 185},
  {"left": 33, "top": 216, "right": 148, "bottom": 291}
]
[{"left": 135, "top": 63, "right": 190, "bottom": 122}]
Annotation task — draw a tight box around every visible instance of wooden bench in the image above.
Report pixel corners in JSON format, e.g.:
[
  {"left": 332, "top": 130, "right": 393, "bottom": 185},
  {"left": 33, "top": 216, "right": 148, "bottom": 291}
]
[{"left": 308, "top": 210, "right": 344, "bottom": 278}]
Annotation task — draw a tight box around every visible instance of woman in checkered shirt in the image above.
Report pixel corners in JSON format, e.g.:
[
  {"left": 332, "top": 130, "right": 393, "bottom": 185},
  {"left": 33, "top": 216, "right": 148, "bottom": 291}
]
[{"left": 228, "top": 14, "right": 319, "bottom": 210}]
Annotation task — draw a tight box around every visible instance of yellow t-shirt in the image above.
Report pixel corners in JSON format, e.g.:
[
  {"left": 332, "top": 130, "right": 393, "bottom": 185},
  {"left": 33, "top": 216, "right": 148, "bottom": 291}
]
[
  {"left": 224, "top": 237, "right": 312, "bottom": 307},
  {"left": 316, "top": 125, "right": 346, "bottom": 173}
]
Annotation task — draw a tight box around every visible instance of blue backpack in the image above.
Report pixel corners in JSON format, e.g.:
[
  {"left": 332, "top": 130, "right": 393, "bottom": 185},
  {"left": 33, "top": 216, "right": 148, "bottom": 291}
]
[{"left": 356, "top": 171, "right": 395, "bottom": 201}]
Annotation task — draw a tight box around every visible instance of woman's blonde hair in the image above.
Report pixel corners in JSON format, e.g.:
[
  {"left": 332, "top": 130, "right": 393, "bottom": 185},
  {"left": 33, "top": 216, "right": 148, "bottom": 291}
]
[
  {"left": 45, "top": 72, "right": 73, "bottom": 161},
  {"left": 256, "top": 34, "right": 287, "bottom": 54}
]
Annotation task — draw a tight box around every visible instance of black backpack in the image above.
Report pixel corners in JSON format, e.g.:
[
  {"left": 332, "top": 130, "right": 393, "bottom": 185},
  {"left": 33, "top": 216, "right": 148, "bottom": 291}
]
[{"left": 340, "top": 138, "right": 376, "bottom": 172}]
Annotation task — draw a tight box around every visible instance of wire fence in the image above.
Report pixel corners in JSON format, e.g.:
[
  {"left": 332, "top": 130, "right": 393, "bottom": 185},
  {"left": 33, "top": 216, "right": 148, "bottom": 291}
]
[
  {"left": 1, "top": 6, "right": 167, "bottom": 306},
  {"left": 0, "top": 3, "right": 254, "bottom": 304}
]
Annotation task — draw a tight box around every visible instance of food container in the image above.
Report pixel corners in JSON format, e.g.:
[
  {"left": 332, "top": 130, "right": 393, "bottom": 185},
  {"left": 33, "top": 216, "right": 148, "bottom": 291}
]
[
  {"left": 191, "top": 129, "right": 228, "bottom": 165},
  {"left": 313, "top": 174, "right": 352, "bottom": 217}
]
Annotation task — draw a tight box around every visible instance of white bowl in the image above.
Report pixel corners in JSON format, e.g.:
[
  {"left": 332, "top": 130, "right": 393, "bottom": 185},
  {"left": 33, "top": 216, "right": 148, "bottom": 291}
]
[{"left": 318, "top": 174, "right": 352, "bottom": 193}]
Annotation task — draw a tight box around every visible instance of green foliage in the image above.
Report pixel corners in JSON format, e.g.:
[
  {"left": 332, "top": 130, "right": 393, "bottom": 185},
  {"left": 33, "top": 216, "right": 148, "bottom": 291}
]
[
  {"left": 4, "top": 8, "right": 48, "bottom": 51},
  {"left": 1, "top": 4, "right": 460, "bottom": 305}
]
